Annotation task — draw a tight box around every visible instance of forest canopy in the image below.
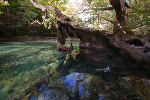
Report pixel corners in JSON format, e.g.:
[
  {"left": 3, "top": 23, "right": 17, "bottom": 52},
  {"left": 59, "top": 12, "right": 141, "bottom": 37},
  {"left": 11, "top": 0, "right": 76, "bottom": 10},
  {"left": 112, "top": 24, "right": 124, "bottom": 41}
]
[{"left": 0, "top": 0, "right": 149, "bottom": 37}]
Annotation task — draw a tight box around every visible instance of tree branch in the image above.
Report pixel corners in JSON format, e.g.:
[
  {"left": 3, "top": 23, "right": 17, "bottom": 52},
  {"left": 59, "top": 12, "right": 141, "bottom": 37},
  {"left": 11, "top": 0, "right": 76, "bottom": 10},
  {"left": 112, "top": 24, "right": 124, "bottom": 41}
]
[
  {"left": 68, "top": 7, "right": 114, "bottom": 16},
  {"left": 125, "top": 2, "right": 130, "bottom": 8},
  {"left": 102, "top": 17, "right": 115, "bottom": 25},
  {"left": 30, "top": 20, "right": 43, "bottom": 26},
  {"left": 92, "top": 7, "right": 114, "bottom": 10},
  {"left": 31, "top": 0, "right": 69, "bottom": 19},
  {"left": 31, "top": 0, "right": 54, "bottom": 11}
]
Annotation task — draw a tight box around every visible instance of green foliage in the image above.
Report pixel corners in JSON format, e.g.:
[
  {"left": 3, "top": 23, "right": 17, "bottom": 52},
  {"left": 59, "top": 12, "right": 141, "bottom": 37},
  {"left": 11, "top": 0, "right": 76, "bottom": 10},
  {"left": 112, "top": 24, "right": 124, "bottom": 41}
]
[
  {"left": 36, "top": 0, "right": 68, "bottom": 30},
  {"left": 89, "top": 0, "right": 108, "bottom": 8},
  {"left": 0, "top": 0, "right": 9, "bottom": 15},
  {"left": 17, "top": 0, "right": 44, "bottom": 23},
  {"left": 42, "top": 10, "right": 56, "bottom": 29},
  {"left": 0, "top": 0, "right": 57, "bottom": 37},
  {"left": 126, "top": 0, "right": 150, "bottom": 33},
  {"left": 37, "top": 0, "right": 68, "bottom": 8},
  {"left": 79, "top": 0, "right": 114, "bottom": 31},
  {"left": 78, "top": 0, "right": 149, "bottom": 33},
  {"left": 1, "top": 0, "right": 149, "bottom": 37}
]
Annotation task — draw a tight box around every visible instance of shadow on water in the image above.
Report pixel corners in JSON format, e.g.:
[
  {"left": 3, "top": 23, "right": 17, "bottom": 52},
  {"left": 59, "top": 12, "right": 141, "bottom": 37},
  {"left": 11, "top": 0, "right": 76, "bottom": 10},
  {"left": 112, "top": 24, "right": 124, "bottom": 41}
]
[
  {"left": 28, "top": 48, "right": 150, "bottom": 100},
  {"left": 0, "top": 41, "right": 58, "bottom": 80},
  {"left": 0, "top": 40, "right": 68, "bottom": 100}
]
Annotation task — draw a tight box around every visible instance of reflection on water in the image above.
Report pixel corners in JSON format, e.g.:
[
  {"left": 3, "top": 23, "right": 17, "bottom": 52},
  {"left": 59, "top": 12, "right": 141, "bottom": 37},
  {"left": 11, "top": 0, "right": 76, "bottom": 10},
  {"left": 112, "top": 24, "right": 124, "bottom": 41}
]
[
  {"left": 0, "top": 40, "right": 150, "bottom": 100},
  {"left": 29, "top": 48, "right": 150, "bottom": 100},
  {"left": 30, "top": 72, "right": 91, "bottom": 100}
]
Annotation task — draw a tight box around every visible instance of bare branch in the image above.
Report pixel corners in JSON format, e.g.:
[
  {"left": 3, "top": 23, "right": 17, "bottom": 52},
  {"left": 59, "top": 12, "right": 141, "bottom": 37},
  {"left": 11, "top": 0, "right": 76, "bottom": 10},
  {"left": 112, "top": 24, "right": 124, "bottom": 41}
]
[
  {"left": 67, "top": 7, "right": 114, "bottom": 16},
  {"left": 30, "top": 20, "right": 43, "bottom": 26},
  {"left": 77, "top": 9, "right": 89, "bottom": 15},
  {"left": 92, "top": 7, "right": 114, "bottom": 10},
  {"left": 30, "top": 0, "right": 68, "bottom": 19},
  {"left": 31, "top": 0, "right": 54, "bottom": 11},
  {"left": 135, "top": 0, "right": 137, "bottom": 4},
  {"left": 125, "top": 2, "right": 130, "bottom": 8},
  {"left": 102, "top": 17, "right": 115, "bottom": 25}
]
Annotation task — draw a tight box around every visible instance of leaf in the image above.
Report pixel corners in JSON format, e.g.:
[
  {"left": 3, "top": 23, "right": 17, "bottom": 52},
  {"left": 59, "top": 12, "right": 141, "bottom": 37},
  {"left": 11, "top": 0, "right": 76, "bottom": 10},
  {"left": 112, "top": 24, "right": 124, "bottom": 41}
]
[
  {"left": 96, "top": 81, "right": 101, "bottom": 85},
  {"left": 4, "top": 1, "right": 9, "bottom": 5},
  {"left": 104, "top": 85, "right": 109, "bottom": 93},
  {"left": 89, "top": 76, "right": 93, "bottom": 79}
]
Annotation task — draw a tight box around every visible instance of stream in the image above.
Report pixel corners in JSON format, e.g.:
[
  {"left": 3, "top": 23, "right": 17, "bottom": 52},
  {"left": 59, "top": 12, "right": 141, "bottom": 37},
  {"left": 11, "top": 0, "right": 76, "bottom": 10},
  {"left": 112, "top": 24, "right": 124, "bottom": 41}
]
[{"left": 0, "top": 39, "right": 149, "bottom": 100}]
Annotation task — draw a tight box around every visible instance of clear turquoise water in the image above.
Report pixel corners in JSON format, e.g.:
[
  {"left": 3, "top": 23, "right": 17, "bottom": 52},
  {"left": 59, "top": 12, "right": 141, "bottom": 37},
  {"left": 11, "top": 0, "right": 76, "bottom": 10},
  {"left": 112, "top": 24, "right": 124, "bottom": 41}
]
[{"left": 0, "top": 40, "right": 149, "bottom": 100}]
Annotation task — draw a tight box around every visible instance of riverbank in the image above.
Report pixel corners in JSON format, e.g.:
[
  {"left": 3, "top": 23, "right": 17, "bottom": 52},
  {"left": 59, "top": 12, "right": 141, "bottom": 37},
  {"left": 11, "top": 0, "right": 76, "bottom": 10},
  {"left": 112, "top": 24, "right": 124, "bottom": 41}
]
[
  {"left": 0, "top": 36, "right": 80, "bottom": 42},
  {"left": 0, "top": 36, "right": 57, "bottom": 41}
]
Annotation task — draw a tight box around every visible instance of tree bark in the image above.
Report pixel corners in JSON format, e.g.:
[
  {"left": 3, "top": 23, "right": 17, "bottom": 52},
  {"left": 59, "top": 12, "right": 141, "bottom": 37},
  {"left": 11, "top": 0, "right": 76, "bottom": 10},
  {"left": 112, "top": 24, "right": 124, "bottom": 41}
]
[
  {"left": 113, "top": 36, "right": 150, "bottom": 66},
  {"left": 109, "top": 0, "right": 134, "bottom": 35}
]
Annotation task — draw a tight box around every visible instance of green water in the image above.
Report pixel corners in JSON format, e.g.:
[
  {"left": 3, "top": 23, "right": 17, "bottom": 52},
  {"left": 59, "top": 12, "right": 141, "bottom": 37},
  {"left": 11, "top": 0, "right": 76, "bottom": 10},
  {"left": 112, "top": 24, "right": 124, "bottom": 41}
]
[
  {"left": 0, "top": 40, "right": 79, "bottom": 100},
  {"left": 0, "top": 40, "right": 150, "bottom": 100}
]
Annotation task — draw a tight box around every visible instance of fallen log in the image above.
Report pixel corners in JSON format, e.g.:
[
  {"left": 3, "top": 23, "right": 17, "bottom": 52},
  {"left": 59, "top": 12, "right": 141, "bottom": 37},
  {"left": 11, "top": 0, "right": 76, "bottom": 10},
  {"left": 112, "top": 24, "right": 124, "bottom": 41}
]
[
  {"left": 112, "top": 36, "right": 150, "bottom": 66},
  {"left": 30, "top": 0, "right": 150, "bottom": 67}
]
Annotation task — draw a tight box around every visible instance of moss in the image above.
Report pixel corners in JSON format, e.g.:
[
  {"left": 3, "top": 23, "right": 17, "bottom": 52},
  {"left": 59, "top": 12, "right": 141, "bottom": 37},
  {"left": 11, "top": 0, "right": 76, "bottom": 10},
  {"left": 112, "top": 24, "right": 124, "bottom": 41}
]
[
  {"left": 63, "top": 17, "right": 71, "bottom": 21},
  {"left": 122, "top": 34, "right": 132, "bottom": 38}
]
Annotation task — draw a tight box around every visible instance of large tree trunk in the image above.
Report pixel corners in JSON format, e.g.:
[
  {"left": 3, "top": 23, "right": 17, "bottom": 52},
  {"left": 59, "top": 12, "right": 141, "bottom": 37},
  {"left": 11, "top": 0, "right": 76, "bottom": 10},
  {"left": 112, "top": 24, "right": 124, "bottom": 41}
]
[
  {"left": 109, "top": 0, "right": 134, "bottom": 35},
  {"left": 30, "top": 0, "right": 150, "bottom": 67},
  {"left": 109, "top": 0, "right": 126, "bottom": 27}
]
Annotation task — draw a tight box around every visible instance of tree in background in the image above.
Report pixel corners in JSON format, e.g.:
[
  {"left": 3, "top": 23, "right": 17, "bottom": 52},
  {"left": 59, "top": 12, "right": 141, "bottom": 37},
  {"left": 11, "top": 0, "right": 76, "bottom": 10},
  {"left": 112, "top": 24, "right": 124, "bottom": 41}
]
[
  {"left": 71, "top": 0, "right": 149, "bottom": 36},
  {"left": 126, "top": 0, "right": 150, "bottom": 36},
  {"left": 0, "top": 0, "right": 58, "bottom": 37},
  {"left": 0, "top": 0, "right": 149, "bottom": 37}
]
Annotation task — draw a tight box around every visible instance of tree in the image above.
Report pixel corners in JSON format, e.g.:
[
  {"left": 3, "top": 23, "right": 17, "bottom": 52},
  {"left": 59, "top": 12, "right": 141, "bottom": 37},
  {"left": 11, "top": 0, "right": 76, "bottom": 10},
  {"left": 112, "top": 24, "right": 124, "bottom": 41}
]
[
  {"left": 126, "top": 0, "right": 150, "bottom": 35},
  {"left": 87, "top": 0, "right": 132, "bottom": 35},
  {"left": 0, "top": 0, "right": 56, "bottom": 37},
  {"left": 30, "top": 0, "right": 150, "bottom": 66}
]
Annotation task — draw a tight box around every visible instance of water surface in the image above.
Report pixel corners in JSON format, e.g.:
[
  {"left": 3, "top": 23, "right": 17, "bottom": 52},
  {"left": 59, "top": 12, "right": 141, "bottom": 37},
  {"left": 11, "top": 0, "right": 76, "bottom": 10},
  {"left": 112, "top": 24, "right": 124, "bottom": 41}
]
[{"left": 0, "top": 40, "right": 149, "bottom": 100}]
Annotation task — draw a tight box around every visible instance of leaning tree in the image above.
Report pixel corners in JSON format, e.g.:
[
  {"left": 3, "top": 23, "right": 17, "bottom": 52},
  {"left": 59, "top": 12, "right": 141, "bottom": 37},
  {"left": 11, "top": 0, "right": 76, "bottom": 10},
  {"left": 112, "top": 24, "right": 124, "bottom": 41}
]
[{"left": 30, "top": 0, "right": 150, "bottom": 67}]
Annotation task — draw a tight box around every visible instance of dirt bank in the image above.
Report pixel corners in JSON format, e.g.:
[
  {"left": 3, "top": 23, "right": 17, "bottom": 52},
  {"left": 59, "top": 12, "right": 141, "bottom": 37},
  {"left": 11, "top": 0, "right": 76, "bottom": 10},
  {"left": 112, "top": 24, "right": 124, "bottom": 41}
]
[{"left": 0, "top": 36, "right": 57, "bottom": 41}]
